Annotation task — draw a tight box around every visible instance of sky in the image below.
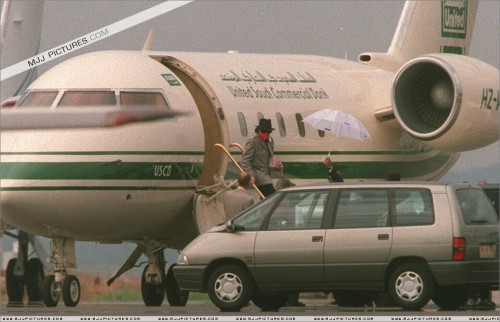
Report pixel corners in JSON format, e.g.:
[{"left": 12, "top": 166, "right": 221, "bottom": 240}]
[{"left": 1, "top": 0, "right": 499, "bottom": 271}]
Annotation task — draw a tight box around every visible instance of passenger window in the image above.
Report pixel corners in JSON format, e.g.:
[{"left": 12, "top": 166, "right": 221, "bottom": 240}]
[
  {"left": 392, "top": 189, "right": 434, "bottom": 226},
  {"left": 295, "top": 113, "right": 306, "bottom": 137},
  {"left": 276, "top": 112, "right": 286, "bottom": 137},
  {"left": 334, "top": 190, "right": 389, "bottom": 228},
  {"left": 237, "top": 112, "right": 248, "bottom": 137},
  {"left": 318, "top": 130, "right": 325, "bottom": 137},
  {"left": 120, "top": 92, "right": 168, "bottom": 108},
  {"left": 17, "top": 91, "right": 58, "bottom": 108},
  {"left": 456, "top": 189, "right": 498, "bottom": 225},
  {"left": 267, "top": 191, "right": 328, "bottom": 230},
  {"left": 58, "top": 91, "right": 116, "bottom": 107}
]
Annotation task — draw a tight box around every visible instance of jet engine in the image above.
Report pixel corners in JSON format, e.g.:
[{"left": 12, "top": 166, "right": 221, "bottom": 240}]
[{"left": 392, "top": 54, "right": 499, "bottom": 152}]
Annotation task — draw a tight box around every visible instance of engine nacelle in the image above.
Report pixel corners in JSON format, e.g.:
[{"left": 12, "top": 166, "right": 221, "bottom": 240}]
[{"left": 392, "top": 54, "right": 499, "bottom": 152}]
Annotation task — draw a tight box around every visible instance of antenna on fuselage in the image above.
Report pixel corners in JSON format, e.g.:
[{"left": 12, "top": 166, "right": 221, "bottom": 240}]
[{"left": 142, "top": 29, "right": 154, "bottom": 51}]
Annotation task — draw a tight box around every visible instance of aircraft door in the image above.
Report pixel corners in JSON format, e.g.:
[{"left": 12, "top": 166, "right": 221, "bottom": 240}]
[
  {"left": 158, "top": 58, "right": 229, "bottom": 234},
  {"left": 162, "top": 60, "right": 228, "bottom": 187}
]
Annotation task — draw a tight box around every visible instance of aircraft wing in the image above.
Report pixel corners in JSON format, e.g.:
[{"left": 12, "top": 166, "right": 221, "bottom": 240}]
[{"left": 0, "top": 106, "right": 185, "bottom": 130}]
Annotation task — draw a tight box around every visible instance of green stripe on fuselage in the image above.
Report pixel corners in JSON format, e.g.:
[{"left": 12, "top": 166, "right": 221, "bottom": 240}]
[{"left": 0, "top": 149, "right": 453, "bottom": 184}]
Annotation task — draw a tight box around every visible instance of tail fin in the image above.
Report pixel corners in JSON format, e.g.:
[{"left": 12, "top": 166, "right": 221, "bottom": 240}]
[
  {"left": 359, "top": 0, "right": 479, "bottom": 71},
  {"left": 1, "top": 0, "right": 45, "bottom": 101}
]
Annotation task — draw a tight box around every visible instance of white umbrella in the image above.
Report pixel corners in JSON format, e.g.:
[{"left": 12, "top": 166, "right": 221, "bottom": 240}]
[{"left": 302, "top": 108, "right": 371, "bottom": 141}]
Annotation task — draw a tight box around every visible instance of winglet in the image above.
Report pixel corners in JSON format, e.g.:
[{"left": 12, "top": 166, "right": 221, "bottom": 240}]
[{"left": 142, "top": 29, "right": 154, "bottom": 51}]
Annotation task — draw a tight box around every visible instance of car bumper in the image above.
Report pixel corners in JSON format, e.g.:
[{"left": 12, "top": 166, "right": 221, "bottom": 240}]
[
  {"left": 430, "top": 260, "right": 499, "bottom": 287},
  {"left": 172, "top": 265, "right": 207, "bottom": 292}
]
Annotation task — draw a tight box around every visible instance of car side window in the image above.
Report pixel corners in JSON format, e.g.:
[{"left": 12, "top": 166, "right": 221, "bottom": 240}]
[
  {"left": 267, "top": 191, "right": 328, "bottom": 230},
  {"left": 232, "top": 193, "right": 280, "bottom": 230},
  {"left": 392, "top": 189, "right": 434, "bottom": 226},
  {"left": 334, "top": 189, "right": 389, "bottom": 228}
]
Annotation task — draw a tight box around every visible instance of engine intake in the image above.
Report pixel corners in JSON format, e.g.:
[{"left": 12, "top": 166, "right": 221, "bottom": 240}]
[{"left": 392, "top": 54, "right": 499, "bottom": 152}]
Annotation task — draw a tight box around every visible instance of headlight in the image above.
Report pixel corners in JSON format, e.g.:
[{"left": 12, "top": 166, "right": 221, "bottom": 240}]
[{"left": 177, "top": 254, "right": 189, "bottom": 265}]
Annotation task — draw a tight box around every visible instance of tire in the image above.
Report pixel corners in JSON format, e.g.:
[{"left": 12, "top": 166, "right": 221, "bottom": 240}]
[
  {"left": 62, "top": 275, "right": 80, "bottom": 307},
  {"left": 26, "top": 258, "right": 45, "bottom": 303},
  {"left": 208, "top": 265, "right": 254, "bottom": 312},
  {"left": 251, "top": 292, "right": 288, "bottom": 311},
  {"left": 432, "top": 286, "right": 469, "bottom": 310},
  {"left": 387, "top": 263, "right": 434, "bottom": 310},
  {"left": 6, "top": 258, "right": 25, "bottom": 307},
  {"left": 165, "top": 267, "right": 189, "bottom": 306},
  {"left": 141, "top": 265, "right": 165, "bottom": 306},
  {"left": 42, "top": 275, "right": 60, "bottom": 307}
]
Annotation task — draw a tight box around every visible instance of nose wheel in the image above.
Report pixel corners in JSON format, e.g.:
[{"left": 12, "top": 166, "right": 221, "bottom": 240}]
[{"left": 42, "top": 274, "right": 81, "bottom": 307}]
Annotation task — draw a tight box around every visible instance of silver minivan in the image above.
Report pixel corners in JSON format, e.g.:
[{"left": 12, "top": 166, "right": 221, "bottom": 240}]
[{"left": 173, "top": 182, "right": 499, "bottom": 311}]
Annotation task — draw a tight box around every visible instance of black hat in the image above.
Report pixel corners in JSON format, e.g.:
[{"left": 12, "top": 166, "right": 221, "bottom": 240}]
[{"left": 257, "top": 118, "right": 274, "bottom": 133}]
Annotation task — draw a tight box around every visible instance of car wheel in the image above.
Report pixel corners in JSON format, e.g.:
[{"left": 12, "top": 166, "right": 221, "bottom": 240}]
[
  {"left": 251, "top": 292, "right": 287, "bottom": 311},
  {"left": 432, "top": 286, "right": 469, "bottom": 310},
  {"left": 388, "top": 263, "right": 434, "bottom": 310},
  {"left": 208, "top": 264, "right": 254, "bottom": 312}
]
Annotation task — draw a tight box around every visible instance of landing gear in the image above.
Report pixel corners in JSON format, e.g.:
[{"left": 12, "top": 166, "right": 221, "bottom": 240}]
[
  {"left": 6, "top": 258, "right": 25, "bottom": 307},
  {"left": 40, "top": 237, "right": 81, "bottom": 307},
  {"left": 41, "top": 275, "right": 59, "bottom": 307},
  {"left": 62, "top": 275, "right": 81, "bottom": 307},
  {"left": 5, "top": 230, "right": 47, "bottom": 307},
  {"left": 26, "top": 258, "right": 45, "bottom": 304},
  {"left": 166, "top": 266, "right": 189, "bottom": 306},
  {"left": 108, "top": 244, "right": 189, "bottom": 307},
  {"left": 141, "top": 264, "right": 165, "bottom": 306}
]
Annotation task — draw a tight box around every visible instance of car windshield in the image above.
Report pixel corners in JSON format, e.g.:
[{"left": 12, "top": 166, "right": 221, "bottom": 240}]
[
  {"left": 232, "top": 193, "right": 281, "bottom": 230},
  {"left": 456, "top": 188, "right": 498, "bottom": 225}
]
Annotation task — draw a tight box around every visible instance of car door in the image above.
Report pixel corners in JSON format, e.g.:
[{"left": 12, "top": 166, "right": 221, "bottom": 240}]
[
  {"left": 324, "top": 189, "right": 393, "bottom": 289},
  {"left": 254, "top": 190, "right": 330, "bottom": 289}
]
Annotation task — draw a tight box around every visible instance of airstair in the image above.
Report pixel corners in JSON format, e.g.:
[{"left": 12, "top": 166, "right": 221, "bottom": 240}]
[{"left": 192, "top": 143, "right": 264, "bottom": 234}]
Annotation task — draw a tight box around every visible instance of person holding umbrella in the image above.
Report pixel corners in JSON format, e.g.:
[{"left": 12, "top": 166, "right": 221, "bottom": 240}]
[{"left": 323, "top": 156, "right": 344, "bottom": 182}]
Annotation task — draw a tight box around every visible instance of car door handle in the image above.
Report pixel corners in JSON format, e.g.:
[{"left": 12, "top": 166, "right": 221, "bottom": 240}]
[
  {"left": 378, "top": 234, "right": 389, "bottom": 240},
  {"left": 312, "top": 236, "right": 323, "bottom": 242}
]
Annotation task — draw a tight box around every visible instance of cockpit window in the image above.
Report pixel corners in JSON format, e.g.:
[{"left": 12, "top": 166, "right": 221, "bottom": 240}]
[
  {"left": 58, "top": 91, "right": 116, "bottom": 107},
  {"left": 17, "top": 91, "right": 58, "bottom": 108},
  {"left": 120, "top": 92, "right": 168, "bottom": 108}
]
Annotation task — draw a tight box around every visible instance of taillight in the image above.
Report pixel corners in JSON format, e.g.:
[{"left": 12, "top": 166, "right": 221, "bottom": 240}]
[{"left": 453, "top": 237, "right": 466, "bottom": 261}]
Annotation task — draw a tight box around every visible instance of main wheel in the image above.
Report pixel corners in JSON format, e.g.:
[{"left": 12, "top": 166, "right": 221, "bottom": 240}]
[
  {"left": 62, "top": 275, "right": 80, "bottom": 307},
  {"left": 251, "top": 292, "right": 288, "bottom": 311},
  {"left": 42, "top": 275, "right": 60, "bottom": 307},
  {"left": 432, "top": 286, "right": 469, "bottom": 310},
  {"left": 26, "top": 258, "right": 45, "bottom": 304},
  {"left": 165, "top": 267, "right": 189, "bottom": 306},
  {"left": 141, "top": 265, "right": 165, "bottom": 306},
  {"left": 388, "top": 263, "right": 434, "bottom": 310},
  {"left": 6, "top": 258, "right": 25, "bottom": 307},
  {"left": 208, "top": 265, "right": 254, "bottom": 312}
]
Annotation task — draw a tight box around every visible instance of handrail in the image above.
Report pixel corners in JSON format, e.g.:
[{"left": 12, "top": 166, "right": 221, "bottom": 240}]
[
  {"left": 229, "top": 142, "right": 244, "bottom": 152},
  {"left": 214, "top": 143, "right": 265, "bottom": 199}
]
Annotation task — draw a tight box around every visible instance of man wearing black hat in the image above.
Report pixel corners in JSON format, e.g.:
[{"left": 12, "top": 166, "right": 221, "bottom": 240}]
[{"left": 241, "top": 118, "right": 281, "bottom": 197}]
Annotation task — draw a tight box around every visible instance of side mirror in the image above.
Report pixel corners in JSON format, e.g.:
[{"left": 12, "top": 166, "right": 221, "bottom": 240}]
[{"left": 226, "top": 220, "right": 244, "bottom": 233}]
